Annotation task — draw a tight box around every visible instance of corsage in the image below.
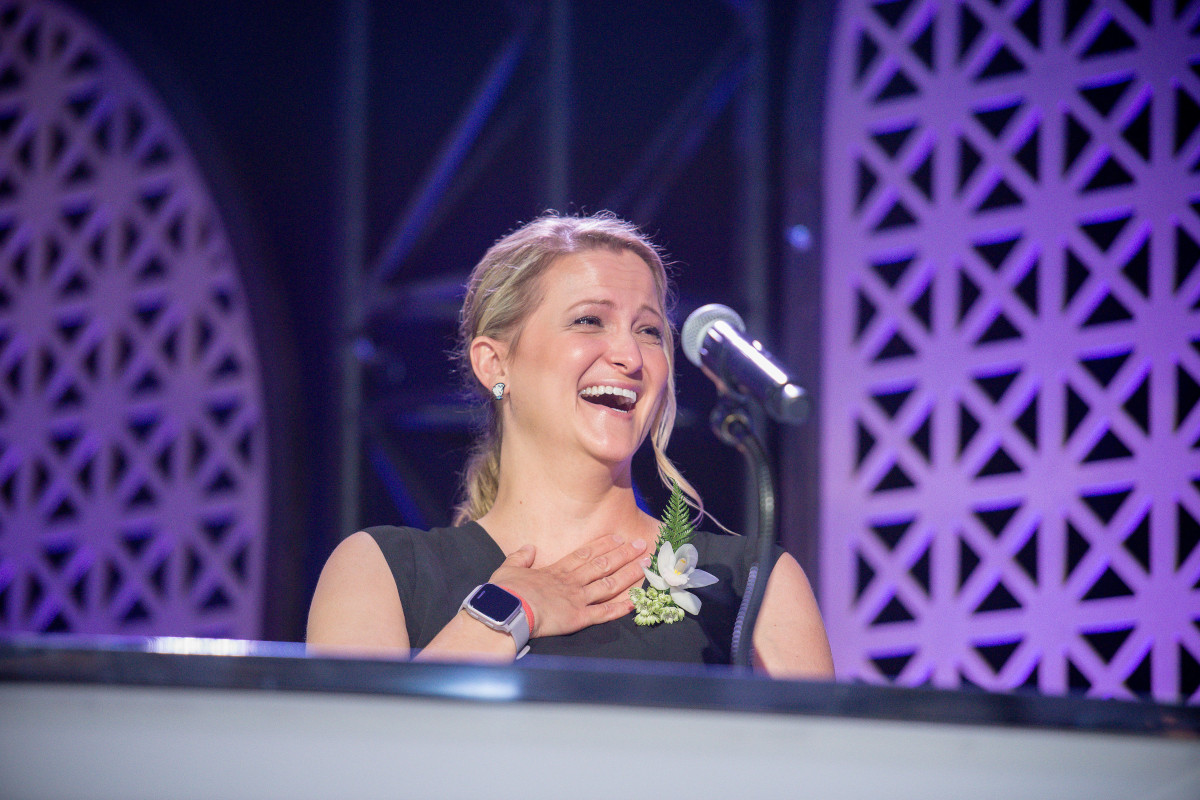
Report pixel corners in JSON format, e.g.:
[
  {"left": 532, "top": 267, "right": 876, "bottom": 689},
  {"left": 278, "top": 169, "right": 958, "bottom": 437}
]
[{"left": 630, "top": 482, "right": 718, "bottom": 625}]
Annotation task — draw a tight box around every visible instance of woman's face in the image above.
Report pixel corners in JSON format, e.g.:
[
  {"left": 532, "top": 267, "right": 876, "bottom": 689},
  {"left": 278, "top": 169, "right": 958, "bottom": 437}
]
[{"left": 500, "top": 247, "right": 669, "bottom": 469}]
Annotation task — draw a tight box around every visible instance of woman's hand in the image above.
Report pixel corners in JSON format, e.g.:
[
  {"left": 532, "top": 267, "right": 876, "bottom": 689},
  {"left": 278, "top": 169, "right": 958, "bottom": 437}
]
[{"left": 489, "top": 534, "right": 650, "bottom": 638}]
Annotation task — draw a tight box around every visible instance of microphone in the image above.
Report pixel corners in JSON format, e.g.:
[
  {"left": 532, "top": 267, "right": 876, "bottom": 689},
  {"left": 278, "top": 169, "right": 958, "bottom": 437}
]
[{"left": 681, "top": 304, "right": 810, "bottom": 424}]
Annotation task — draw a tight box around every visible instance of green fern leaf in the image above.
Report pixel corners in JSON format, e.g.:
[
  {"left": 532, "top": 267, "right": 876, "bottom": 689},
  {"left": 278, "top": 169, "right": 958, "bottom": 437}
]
[{"left": 657, "top": 481, "right": 695, "bottom": 552}]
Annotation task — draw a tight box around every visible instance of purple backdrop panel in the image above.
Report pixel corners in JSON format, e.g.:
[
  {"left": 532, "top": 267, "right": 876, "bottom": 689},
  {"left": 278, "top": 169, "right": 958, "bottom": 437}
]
[
  {"left": 0, "top": 0, "right": 267, "bottom": 638},
  {"left": 821, "top": 0, "right": 1200, "bottom": 703}
]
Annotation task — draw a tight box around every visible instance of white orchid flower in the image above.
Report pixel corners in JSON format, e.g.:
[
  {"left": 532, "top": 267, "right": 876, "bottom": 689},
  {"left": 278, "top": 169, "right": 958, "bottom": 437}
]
[{"left": 642, "top": 541, "right": 719, "bottom": 615}]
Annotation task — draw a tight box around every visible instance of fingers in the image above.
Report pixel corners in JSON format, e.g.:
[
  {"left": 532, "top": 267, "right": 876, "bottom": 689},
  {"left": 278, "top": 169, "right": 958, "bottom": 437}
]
[
  {"left": 504, "top": 544, "right": 536, "bottom": 568},
  {"left": 584, "top": 596, "right": 636, "bottom": 627},
  {"left": 560, "top": 534, "right": 623, "bottom": 570},
  {"left": 583, "top": 555, "right": 652, "bottom": 605},
  {"left": 562, "top": 535, "right": 649, "bottom": 586},
  {"left": 488, "top": 534, "right": 652, "bottom": 639}
]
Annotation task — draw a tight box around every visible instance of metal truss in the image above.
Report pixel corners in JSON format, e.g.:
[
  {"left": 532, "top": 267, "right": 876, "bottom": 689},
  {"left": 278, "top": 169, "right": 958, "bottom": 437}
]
[{"left": 341, "top": 0, "right": 777, "bottom": 533}]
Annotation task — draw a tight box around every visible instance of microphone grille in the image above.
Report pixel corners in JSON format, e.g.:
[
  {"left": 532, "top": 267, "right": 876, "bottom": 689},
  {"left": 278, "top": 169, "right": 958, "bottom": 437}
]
[{"left": 681, "top": 303, "right": 745, "bottom": 367}]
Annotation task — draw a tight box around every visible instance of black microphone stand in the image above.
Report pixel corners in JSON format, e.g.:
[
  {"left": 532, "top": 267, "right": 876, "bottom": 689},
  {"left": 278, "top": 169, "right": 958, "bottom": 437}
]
[{"left": 710, "top": 393, "right": 777, "bottom": 670}]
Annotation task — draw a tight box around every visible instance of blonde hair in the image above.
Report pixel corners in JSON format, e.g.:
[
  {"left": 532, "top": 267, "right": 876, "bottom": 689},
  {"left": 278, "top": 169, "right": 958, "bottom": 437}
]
[{"left": 452, "top": 211, "right": 701, "bottom": 524}]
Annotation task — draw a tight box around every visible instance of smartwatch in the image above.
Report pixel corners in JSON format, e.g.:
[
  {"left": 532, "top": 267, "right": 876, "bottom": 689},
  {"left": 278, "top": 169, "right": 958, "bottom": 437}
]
[{"left": 460, "top": 583, "right": 530, "bottom": 654}]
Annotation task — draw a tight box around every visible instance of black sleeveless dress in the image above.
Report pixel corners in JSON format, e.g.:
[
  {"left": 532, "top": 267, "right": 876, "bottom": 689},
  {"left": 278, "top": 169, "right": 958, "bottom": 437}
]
[{"left": 366, "top": 522, "right": 782, "bottom": 665}]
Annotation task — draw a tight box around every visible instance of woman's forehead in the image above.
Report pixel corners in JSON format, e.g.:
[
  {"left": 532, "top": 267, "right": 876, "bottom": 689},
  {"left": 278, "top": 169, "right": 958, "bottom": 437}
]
[{"left": 539, "top": 248, "right": 663, "bottom": 304}]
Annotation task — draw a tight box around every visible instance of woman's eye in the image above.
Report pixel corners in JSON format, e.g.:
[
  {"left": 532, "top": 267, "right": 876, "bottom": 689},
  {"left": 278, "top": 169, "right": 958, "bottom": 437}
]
[
  {"left": 640, "top": 326, "right": 663, "bottom": 341},
  {"left": 574, "top": 315, "right": 601, "bottom": 326}
]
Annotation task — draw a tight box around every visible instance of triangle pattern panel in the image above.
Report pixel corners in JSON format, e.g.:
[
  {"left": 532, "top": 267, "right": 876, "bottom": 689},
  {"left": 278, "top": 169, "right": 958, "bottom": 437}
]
[
  {"left": 0, "top": 0, "right": 268, "bottom": 638},
  {"left": 820, "top": 0, "right": 1200, "bottom": 702}
]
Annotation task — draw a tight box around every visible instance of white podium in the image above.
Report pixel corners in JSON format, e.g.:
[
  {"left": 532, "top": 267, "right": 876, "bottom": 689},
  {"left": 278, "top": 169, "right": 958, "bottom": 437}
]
[{"left": 1, "top": 637, "right": 1197, "bottom": 799}]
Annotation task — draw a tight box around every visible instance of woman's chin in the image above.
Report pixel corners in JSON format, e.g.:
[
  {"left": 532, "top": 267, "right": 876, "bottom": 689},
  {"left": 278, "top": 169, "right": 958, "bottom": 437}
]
[
  {"left": 577, "top": 439, "right": 639, "bottom": 469},
  {"left": 576, "top": 426, "right": 650, "bottom": 465}
]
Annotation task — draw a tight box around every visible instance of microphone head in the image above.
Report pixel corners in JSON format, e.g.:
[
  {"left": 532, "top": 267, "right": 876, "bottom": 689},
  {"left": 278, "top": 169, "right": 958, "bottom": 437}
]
[{"left": 681, "top": 304, "right": 745, "bottom": 367}]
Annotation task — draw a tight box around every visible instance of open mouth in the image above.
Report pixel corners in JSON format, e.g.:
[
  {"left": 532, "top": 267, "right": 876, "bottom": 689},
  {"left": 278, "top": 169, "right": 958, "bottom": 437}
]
[{"left": 579, "top": 385, "right": 637, "bottom": 413}]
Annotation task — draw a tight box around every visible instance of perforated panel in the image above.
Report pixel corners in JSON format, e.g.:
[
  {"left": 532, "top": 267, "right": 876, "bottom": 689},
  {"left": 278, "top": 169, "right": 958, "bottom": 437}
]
[
  {"left": 821, "top": 0, "right": 1200, "bottom": 702},
  {"left": 0, "top": 0, "right": 267, "bottom": 637}
]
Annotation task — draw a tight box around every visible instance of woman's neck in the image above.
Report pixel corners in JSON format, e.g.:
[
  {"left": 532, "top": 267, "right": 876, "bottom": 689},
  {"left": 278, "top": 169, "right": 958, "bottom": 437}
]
[{"left": 476, "top": 458, "right": 657, "bottom": 567}]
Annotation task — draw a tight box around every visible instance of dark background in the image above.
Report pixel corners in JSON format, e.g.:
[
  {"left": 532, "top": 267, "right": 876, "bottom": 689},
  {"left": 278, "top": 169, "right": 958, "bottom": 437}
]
[{"left": 63, "top": 0, "right": 829, "bottom": 641}]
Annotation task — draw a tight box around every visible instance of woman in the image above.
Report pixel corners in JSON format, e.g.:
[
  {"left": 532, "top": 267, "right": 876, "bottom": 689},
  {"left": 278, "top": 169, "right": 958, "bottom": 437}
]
[{"left": 307, "top": 212, "right": 833, "bottom": 678}]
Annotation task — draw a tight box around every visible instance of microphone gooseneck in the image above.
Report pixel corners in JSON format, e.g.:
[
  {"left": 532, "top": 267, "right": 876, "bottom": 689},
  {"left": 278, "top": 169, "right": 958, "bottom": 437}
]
[{"left": 681, "top": 303, "right": 812, "bottom": 669}]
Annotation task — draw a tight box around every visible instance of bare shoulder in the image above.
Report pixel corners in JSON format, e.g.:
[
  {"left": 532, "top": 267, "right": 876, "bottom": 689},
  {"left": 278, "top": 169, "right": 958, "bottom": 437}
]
[
  {"left": 306, "top": 530, "right": 409, "bottom": 655},
  {"left": 753, "top": 552, "right": 835, "bottom": 680}
]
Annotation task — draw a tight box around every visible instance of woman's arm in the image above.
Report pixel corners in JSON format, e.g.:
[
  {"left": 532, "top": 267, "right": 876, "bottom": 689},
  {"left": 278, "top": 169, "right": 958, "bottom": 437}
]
[
  {"left": 306, "top": 530, "right": 517, "bottom": 661},
  {"left": 305, "top": 531, "right": 411, "bottom": 655},
  {"left": 306, "top": 530, "right": 650, "bottom": 661},
  {"left": 752, "top": 553, "right": 835, "bottom": 679}
]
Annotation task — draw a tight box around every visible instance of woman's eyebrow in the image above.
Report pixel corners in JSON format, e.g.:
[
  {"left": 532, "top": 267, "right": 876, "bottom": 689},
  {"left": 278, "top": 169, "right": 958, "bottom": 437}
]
[
  {"left": 568, "top": 298, "right": 614, "bottom": 310},
  {"left": 568, "top": 298, "right": 664, "bottom": 320}
]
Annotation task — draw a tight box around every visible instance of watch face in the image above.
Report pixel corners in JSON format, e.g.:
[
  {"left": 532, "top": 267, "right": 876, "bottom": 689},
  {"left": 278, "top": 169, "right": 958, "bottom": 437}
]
[{"left": 469, "top": 584, "right": 521, "bottom": 623}]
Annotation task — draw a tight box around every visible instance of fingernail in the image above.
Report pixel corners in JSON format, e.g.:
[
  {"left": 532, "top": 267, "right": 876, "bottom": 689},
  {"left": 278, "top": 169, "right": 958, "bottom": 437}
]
[
  {"left": 640, "top": 556, "right": 652, "bottom": 567},
  {"left": 632, "top": 538, "right": 646, "bottom": 551},
  {"left": 613, "top": 534, "right": 625, "bottom": 544}
]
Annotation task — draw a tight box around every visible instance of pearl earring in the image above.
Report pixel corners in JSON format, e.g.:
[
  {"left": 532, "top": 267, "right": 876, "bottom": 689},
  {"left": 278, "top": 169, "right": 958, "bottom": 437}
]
[{"left": 491, "top": 382, "right": 505, "bottom": 400}]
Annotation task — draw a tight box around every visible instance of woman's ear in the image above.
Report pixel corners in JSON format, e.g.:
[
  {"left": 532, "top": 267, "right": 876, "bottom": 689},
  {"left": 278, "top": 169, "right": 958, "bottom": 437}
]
[{"left": 469, "top": 335, "right": 508, "bottom": 391}]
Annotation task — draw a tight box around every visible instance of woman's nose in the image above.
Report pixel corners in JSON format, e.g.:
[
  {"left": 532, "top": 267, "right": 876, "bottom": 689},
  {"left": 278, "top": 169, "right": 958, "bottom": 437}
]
[{"left": 607, "top": 330, "right": 643, "bottom": 372}]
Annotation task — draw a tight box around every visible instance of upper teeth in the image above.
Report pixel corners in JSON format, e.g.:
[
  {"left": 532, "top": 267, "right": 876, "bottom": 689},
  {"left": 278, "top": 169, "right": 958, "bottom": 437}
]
[{"left": 580, "top": 385, "right": 637, "bottom": 404}]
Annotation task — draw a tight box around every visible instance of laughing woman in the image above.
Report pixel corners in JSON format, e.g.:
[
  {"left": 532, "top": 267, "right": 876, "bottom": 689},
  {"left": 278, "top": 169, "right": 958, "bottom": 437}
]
[{"left": 306, "top": 212, "right": 833, "bottom": 678}]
